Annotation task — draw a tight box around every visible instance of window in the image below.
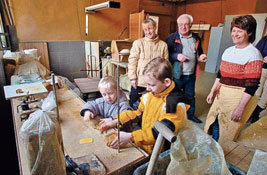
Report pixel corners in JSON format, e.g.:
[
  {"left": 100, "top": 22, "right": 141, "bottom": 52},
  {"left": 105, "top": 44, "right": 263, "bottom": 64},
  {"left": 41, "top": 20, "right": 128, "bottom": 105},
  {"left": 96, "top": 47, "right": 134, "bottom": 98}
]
[
  {"left": 0, "top": 14, "right": 10, "bottom": 50},
  {"left": 0, "top": 0, "right": 15, "bottom": 51}
]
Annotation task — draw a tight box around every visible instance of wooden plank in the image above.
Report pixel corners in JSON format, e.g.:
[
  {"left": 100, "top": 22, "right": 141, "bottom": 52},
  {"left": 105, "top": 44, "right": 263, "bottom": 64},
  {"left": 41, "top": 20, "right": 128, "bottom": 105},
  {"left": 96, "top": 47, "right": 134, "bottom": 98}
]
[
  {"left": 101, "top": 58, "right": 114, "bottom": 77},
  {"left": 4, "top": 82, "right": 48, "bottom": 100},
  {"left": 191, "top": 24, "right": 210, "bottom": 31},
  {"left": 221, "top": 141, "right": 239, "bottom": 156},
  {"left": 129, "top": 10, "right": 145, "bottom": 40},
  {"left": 85, "top": 41, "right": 90, "bottom": 77},
  {"left": 74, "top": 78, "right": 100, "bottom": 94},
  {"left": 225, "top": 145, "right": 250, "bottom": 165},
  {"left": 85, "top": 41, "right": 100, "bottom": 78},
  {"left": 91, "top": 42, "right": 100, "bottom": 78},
  {"left": 110, "top": 60, "right": 128, "bottom": 69},
  {"left": 222, "top": 141, "right": 256, "bottom": 172},
  {"left": 236, "top": 151, "right": 254, "bottom": 172},
  {"left": 19, "top": 42, "right": 50, "bottom": 70}
]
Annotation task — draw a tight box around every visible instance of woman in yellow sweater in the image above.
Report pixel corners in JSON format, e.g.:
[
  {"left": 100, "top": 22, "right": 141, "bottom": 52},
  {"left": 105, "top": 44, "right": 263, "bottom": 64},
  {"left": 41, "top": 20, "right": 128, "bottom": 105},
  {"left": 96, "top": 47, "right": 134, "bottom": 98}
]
[{"left": 128, "top": 18, "right": 169, "bottom": 109}]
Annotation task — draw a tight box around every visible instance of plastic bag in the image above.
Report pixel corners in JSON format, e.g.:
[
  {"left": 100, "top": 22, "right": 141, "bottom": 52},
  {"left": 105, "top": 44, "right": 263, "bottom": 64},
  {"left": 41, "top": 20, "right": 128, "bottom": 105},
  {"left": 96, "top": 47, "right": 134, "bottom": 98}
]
[
  {"left": 20, "top": 92, "right": 66, "bottom": 175},
  {"left": 247, "top": 150, "right": 267, "bottom": 175},
  {"left": 166, "top": 121, "right": 231, "bottom": 175}
]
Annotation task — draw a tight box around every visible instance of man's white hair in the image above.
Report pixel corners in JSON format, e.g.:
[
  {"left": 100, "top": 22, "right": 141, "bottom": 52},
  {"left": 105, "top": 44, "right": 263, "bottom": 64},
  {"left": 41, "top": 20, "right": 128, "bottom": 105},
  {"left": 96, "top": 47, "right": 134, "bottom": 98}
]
[{"left": 177, "top": 14, "right": 193, "bottom": 24}]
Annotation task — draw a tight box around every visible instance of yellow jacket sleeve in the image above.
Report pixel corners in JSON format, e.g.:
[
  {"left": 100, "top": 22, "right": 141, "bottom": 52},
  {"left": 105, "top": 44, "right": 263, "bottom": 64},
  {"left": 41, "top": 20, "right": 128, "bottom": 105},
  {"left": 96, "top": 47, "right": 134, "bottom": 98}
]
[{"left": 115, "top": 95, "right": 145, "bottom": 124}]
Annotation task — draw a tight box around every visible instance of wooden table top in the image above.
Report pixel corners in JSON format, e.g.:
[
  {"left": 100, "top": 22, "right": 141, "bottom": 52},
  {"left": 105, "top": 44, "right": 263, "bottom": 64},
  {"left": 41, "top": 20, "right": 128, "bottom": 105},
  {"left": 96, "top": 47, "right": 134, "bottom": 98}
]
[
  {"left": 74, "top": 77, "right": 100, "bottom": 94},
  {"left": 11, "top": 87, "right": 148, "bottom": 175}
]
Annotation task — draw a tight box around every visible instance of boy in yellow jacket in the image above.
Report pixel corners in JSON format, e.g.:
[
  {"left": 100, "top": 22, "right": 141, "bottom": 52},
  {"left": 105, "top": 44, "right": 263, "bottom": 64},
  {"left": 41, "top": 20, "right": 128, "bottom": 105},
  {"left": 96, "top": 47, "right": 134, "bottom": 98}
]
[{"left": 99, "top": 57, "right": 187, "bottom": 154}]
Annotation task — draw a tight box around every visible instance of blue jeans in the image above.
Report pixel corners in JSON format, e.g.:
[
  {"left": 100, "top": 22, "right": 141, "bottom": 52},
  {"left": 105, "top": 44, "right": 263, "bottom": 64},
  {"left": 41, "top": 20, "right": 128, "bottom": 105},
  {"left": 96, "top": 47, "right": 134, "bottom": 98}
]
[
  {"left": 210, "top": 117, "right": 219, "bottom": 141},
  {"left": 174, "top": 74, "right": 196, "bottom": 118}
]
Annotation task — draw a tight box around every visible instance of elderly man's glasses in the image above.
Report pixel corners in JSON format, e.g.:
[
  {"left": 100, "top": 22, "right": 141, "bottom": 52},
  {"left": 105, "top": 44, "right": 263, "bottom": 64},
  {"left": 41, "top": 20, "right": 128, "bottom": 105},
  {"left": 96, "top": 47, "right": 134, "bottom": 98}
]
[{"left": 178, "top": 23, "right": 190, "bottom": 27}]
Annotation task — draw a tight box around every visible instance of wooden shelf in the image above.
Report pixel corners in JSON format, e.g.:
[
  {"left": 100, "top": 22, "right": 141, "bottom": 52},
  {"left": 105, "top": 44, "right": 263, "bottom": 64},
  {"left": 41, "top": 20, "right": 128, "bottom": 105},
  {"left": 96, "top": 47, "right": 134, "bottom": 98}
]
[
  {"left": 111, "top": 40, "right": 132, "bottom": 62},
  {"left": 110, "top": 60, "right": 128, "bottom": 68}
]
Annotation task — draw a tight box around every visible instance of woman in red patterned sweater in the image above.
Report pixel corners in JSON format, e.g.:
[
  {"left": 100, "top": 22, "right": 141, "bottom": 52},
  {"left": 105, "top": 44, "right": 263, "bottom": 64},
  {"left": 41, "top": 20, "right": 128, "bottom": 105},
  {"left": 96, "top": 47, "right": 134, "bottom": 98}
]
[{"left": 204, "top": 15, "right": 263, "bottom": 144}]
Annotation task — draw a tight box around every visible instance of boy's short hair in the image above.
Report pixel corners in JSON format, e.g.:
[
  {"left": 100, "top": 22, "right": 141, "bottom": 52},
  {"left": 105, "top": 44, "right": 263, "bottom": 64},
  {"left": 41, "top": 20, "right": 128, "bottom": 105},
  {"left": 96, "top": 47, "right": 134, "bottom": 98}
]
[
  {"left": 142, "top": 18, "right": 156, "bottom": 27},
  {"left": 143, "top": 57, "right": 173, "bottom": 82},
  {"left": 98, "top": 76, "right": 117, "bottom": 90}
]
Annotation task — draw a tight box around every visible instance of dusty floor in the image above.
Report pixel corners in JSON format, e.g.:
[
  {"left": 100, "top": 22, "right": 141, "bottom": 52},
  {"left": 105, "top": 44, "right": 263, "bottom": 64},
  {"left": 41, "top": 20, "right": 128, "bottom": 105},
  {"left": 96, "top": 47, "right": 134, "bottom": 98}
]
[{"left": 195, "top": 67, "right": 217, "bottom": 129}]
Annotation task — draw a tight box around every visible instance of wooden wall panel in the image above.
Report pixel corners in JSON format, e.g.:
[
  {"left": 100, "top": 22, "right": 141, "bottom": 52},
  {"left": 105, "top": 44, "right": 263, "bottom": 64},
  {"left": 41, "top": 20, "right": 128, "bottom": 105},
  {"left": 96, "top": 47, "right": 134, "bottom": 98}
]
[
  {"left": 184, "top": 0, "right": 225, "bottom": 54},
  {"left": 176, "top": 0, "right": 267, "bottom": 53},
  {"left": 10, "top": 0, "right": 139, "bottom": 41},
  {"left": 129, "top": 10, "right": 145, "bottom": 40},
  {"left": 255, "top": 0, "right": 267, "bottom": 13},
  {"left": 86, "top": 0, "right": 139, "bottom": 41}
]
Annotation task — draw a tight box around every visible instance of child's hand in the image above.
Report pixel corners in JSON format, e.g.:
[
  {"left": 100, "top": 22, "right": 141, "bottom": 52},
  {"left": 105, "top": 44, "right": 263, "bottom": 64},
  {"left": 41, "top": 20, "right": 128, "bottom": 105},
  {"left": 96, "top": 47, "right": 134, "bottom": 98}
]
[
  {"left": 84, "top": 111, "right": 95, "bottom": 121},
  {"left": 99, "top": 118, "right": 118, "bottom": 133},
  {"left": 109, "top": 131, "right": 132, "bottom": 149}
]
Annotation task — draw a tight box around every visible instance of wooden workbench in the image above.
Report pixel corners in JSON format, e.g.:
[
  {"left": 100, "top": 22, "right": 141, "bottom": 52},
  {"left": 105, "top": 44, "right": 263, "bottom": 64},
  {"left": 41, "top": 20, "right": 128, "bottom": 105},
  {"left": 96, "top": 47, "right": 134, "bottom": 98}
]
[{"left": 11, "top": 87, "right": 148, "bottom": 175}]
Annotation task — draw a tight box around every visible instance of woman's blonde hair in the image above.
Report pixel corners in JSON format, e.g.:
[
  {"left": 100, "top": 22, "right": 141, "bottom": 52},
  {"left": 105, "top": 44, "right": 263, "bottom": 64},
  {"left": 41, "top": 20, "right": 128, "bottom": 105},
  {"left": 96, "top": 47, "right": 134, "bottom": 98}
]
[
  {"left": 142, "top": 18, "right": 156, "bottom": 27},
  {"left": 98, "top": 76, "right": 117, "bottom": 90}
]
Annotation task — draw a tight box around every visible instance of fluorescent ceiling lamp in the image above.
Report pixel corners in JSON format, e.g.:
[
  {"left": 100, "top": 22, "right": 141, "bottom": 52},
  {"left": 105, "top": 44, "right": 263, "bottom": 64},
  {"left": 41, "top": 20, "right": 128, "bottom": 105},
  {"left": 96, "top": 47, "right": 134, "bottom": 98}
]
[{"left": 85, "top": 1, "right": 120, "bottom": 13}]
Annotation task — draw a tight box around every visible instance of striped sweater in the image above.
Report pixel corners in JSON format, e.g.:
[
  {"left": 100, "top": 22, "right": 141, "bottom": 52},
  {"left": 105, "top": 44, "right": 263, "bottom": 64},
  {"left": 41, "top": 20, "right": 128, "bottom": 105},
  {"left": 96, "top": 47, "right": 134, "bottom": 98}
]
[{"left": 219, "top": 44, "right": 262, "bottom": 87}]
